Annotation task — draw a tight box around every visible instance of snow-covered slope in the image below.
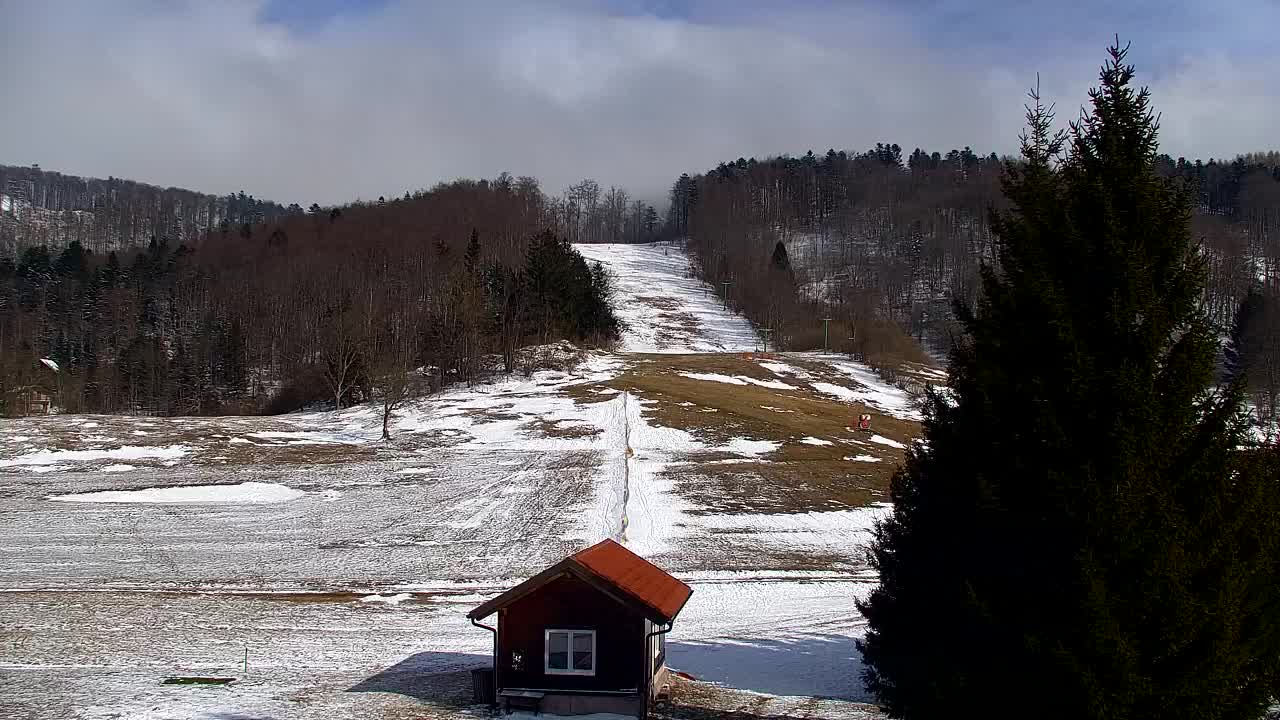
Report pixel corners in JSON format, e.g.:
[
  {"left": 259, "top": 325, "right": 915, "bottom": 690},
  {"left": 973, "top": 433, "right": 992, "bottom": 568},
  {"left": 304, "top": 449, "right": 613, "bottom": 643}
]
[{"left": 575, "top": 241, "right": 760, "bottom": 353}]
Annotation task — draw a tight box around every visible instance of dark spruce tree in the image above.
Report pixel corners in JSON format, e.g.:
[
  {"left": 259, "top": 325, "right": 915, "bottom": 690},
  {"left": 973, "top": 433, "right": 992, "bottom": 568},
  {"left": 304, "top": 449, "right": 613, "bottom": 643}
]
[
  {"left": 770, "top": 240, "right": 791, "bottom": 271},
  {"left": 1225, "top": 286, "right": 1267, "bottom": 380},
  {"left": 857, "top": 43, "right": 1280, "bottom": 720},
  {"left": 464, "top": 227, "right": 481, "bottom": 276}
]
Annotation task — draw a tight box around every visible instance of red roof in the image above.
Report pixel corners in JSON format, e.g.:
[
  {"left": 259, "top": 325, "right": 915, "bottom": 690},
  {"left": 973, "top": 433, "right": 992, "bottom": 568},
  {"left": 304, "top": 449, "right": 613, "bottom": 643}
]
[
  {"left": 572, "top": 539, "right": 692, "bottom": 623},
  {"left": 468, "top": 539, "right": 693, "bottom": 624}
]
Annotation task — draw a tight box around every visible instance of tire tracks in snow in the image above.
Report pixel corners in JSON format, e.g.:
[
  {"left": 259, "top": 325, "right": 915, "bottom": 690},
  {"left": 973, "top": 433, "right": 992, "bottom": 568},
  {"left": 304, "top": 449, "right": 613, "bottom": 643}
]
[{"left": 626, "top": 392, "right": 659, "bottom": 548}]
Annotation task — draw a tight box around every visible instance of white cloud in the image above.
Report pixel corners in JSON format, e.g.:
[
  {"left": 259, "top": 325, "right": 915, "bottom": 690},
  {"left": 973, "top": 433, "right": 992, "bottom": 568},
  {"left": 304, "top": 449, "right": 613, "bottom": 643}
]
[{"left": 1, "top": 1, "right": 1275, "bottom": 206}]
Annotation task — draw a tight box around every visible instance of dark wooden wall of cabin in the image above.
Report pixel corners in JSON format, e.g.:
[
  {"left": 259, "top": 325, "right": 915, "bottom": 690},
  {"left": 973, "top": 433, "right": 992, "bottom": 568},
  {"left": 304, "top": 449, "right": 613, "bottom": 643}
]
[{"left": 498, "top": 573, "right": 644, "bottom": 692}]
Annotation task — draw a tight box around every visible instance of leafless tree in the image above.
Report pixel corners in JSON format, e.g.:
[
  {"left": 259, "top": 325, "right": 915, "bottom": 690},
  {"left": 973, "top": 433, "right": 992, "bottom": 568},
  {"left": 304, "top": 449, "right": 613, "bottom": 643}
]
[{"left": 319, "top": 301, "right": 365, "bottom": 411}]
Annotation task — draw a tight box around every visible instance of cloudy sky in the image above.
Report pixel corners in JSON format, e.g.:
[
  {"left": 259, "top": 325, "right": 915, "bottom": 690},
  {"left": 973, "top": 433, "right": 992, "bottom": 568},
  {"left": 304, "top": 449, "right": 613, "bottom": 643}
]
[{"left": 2, "top": 0, "right": 1278, "bottom": 206}]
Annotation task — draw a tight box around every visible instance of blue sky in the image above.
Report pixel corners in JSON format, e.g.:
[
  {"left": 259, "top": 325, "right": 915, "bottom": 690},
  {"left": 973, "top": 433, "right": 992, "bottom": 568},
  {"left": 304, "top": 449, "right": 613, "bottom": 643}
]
[{"left": 3, "top": 1, "right": 1277, "bottom": 205}]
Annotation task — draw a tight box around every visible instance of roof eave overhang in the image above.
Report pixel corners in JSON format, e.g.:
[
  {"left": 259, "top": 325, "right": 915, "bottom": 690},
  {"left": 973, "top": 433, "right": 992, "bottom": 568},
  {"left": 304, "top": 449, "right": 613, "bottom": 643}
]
[{"left": 466, "top": 558, "right": 687, "bottom": 625}]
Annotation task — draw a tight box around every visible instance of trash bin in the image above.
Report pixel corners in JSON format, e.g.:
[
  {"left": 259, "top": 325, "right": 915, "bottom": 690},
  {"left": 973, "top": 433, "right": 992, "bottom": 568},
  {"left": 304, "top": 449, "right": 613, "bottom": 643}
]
[{"left": 471, "top": 667, "right": 495, "bottom": 705}]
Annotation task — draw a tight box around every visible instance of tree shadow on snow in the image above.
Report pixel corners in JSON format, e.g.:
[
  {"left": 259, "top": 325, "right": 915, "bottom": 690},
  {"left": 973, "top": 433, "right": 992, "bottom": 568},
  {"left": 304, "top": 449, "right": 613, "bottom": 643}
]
[
  {"left": 347, "top": 650, "right": 489, "bottom": 705},
  {"left": 668, "top": 632, "right": 870, "bottom": 701}
]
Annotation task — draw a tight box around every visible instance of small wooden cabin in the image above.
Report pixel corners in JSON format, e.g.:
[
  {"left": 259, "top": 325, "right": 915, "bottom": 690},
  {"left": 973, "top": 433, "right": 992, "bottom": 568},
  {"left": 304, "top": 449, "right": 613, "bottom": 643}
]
[
  {"left": 21, "top": 389, "right": 52, "bottom": 415},
  {"left": 468, "top": 539, "right": 692, "bottom": 717},
  {"left": 4, "top": 387, "right": 52, "bottom": 416}
]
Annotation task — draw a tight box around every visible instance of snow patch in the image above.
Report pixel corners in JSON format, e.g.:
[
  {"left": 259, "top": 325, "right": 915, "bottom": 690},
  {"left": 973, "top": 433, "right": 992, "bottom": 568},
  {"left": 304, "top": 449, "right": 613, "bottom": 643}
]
[
  {"left": 49, "top": 482, "right": 304, "bottom": 504},
  {"left": 799, "top": 437, "right": 833, "bottom": 446},
  {"left": 680, "top": 372, "right": 795, "bottom": 390},
  {"left": 811, "top": 382, "right": 859, "bottom": 402},
  {"left": 359, "top": 592, "right": 413, "bottom": 605},
  {"left": 681, "top": 372, "right": 746, "bottom": 386},
  {"left": 813, "top": 357, "right": 924, "bottom": 421},
  {"left": 247, "top": 431, "right": 363, "bottom": 445},
  {"left": 744, "top": 377, "right": 796, "bottom": 390},
  {"left": 0, "top": 445, "right": 189, "bottom": 467},
  {"left": 714, "top": 437, "right": 780, "bottom": 456},
  {"left": 868, "top": 435, "right": 906, "bottom": 449},
  {"left": 759, "top": 360, "right": 812, "bottom": 379},
  {"left": 101, "top": 464, "right": 136, "bottom": 473},
  {"left": 844, "top": 455, "right": 882, "bottom": 463},
  {"left": 692, "top": 505, "right": 890, "bottom": 540}
]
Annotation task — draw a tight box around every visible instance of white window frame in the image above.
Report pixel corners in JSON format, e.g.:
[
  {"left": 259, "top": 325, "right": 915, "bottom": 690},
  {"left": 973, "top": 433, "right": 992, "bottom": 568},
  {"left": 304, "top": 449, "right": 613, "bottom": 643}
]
[
  {"left": 652, "top": 630, "right": 666, "bottom": 673},
  {"left": 544, "top": 629, "right": 597, "bottom": 676}
]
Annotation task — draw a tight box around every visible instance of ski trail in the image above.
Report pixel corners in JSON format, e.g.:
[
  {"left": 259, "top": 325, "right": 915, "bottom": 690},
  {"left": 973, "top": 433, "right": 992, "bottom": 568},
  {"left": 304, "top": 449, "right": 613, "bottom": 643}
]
[
  {"left": 574, "top": 241, "right": 758, "bottom": 353},
  {"left": 582, "top": 388, "right": 697, "bottom": 557},
  {"left": 615, "top": 392, "right": 698, "bottom": 558},
  {"left": 619, "top": 392, "right": 632, "bottom": 543},
  {"left": 589, "top": 391, "right": 630, "bottom": 545}
]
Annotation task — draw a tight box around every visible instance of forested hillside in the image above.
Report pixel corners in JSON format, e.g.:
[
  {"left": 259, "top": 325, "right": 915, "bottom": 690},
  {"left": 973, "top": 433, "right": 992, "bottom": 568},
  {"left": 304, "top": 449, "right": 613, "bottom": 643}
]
[
  {"left": 672, "top": 146, "right": 1003, "bottom": 366},
  {"left": 0, "top": 164, "right": 294, "bottom": 255},
  {"left": 0, "top": 175, "right": 620, "bottom": 416},
  {"left": 670, "top": 146, "right": 1280, "bottom": 431},
  {"left": 6, "top": 146, "right": 1277, "bottom": 429}
]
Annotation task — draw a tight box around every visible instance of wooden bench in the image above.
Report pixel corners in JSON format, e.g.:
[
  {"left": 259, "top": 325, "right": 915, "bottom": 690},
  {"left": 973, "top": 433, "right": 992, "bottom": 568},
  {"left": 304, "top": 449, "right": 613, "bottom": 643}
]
[{"left": 499, "top": 689, "right": 545, "bottom": 715}]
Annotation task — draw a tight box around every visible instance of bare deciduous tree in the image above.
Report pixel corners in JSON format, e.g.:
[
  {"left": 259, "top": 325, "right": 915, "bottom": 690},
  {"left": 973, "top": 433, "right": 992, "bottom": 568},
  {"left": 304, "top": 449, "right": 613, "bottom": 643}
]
[{"left": 319, "top": 301, "right": 364, "bottom": 411}]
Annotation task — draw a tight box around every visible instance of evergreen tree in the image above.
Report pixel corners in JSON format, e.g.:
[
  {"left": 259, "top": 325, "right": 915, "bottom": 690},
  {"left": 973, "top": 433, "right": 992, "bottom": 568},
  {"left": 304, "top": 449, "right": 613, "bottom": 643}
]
[
  {"left": 464, "top": 228, "right": 481, "bottom": 276},
  {"left": 858, "top": 43, "right": 1280, "bottom": 720},
  {"left": 1225, "top": 285, "right": 1267, "bottom": 379},
  {"left": 521, "top": 231, "right": 619, "bottom": 344},
  {"left": 770, "top": 240, "right": 791, "bottom": 271}
]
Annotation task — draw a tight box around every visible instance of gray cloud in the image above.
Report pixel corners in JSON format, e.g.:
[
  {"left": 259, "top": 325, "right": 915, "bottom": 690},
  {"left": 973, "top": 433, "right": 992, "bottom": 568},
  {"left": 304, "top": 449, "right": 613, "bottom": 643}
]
[{"left": 2, "top": 0, "right": 1277, "bottom": 206}]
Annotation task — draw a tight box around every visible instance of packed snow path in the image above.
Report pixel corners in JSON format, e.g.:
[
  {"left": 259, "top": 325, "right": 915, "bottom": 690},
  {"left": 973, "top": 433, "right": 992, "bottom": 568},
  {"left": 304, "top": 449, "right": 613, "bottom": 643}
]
[{"left": 575, "top": 241, "right": 760, "bottom": 353}]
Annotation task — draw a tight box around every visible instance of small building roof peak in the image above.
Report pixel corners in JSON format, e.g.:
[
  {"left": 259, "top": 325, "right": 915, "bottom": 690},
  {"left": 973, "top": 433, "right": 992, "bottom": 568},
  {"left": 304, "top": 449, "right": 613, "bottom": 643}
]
[{"left": 468, "top": 538, "right": 692, "bottom": 624}]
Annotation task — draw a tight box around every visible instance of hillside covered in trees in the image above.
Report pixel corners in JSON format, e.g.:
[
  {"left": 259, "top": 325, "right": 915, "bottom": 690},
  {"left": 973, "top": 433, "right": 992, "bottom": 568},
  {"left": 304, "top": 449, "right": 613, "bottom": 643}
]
[
  {"left": 0, "top": 175, "right": 623, "bottom": 416},
  {"left": 670, "top": 146, "right": 1280, "bottom": 434},
  {"left": 5, "top": 145, "right": 1279, "bottom": 433},
  {"left": 0, "top": 164, "right": 295, "bottom": 256}
]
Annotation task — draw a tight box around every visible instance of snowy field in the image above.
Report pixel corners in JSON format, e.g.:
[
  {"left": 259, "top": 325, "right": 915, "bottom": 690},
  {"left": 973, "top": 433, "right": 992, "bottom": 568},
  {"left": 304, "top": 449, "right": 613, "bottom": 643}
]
[{"left": 0, "top": 242, "right": 928, "bottom": 720}]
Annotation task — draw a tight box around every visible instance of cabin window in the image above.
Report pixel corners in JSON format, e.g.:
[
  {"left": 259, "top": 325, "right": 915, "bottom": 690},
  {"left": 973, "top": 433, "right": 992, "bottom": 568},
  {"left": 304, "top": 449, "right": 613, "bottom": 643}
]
[{"left": 545, "top": 629, "right": 596, "bottom": 675}]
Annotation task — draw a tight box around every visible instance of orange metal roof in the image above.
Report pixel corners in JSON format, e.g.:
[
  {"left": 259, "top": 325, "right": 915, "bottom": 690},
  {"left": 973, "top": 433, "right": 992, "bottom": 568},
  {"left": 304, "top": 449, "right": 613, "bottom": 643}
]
[
  {"left": 467, "top": 538, "right": 693, "bottom": 624},
  {"left": 571, "top": 539, "right": 692, "bottom": 624}
]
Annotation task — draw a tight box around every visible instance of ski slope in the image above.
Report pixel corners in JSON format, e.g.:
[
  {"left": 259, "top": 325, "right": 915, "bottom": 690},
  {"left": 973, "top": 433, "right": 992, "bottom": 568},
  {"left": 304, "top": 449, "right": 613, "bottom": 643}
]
[
  {"left": 575, "top": 241, "right": 760, "bottom": 353},
  {"left": 0, "top": 242, "right": 918, "bottom": 720}
]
